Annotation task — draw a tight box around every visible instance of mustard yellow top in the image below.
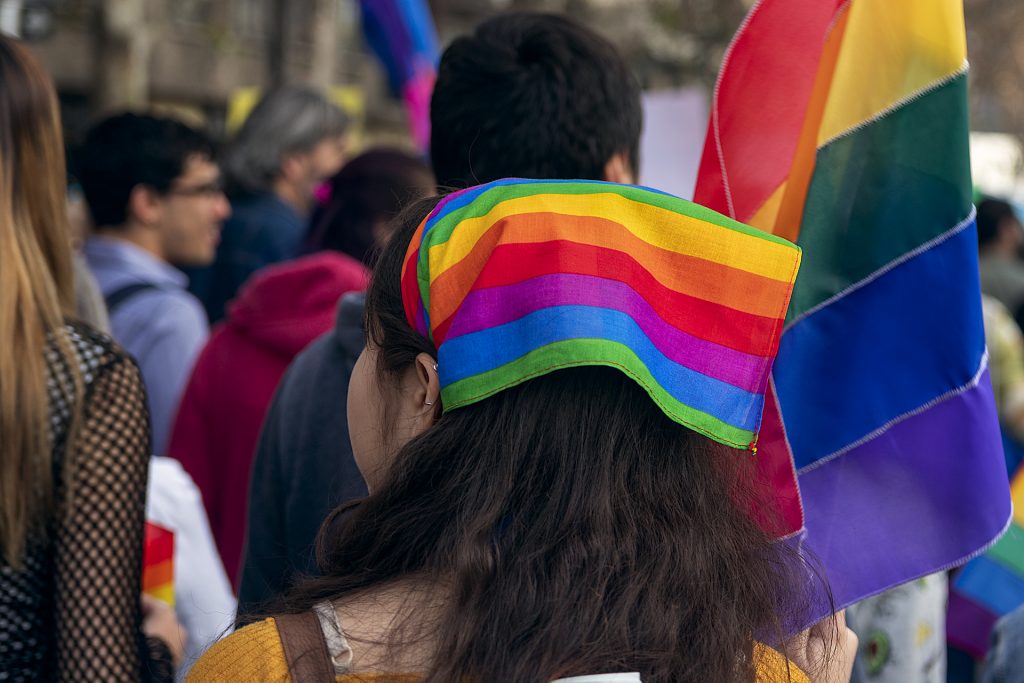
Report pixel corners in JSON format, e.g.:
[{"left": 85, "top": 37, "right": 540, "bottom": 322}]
[{"left": 187, "top": 618, "right": 809, "bottom": 683}]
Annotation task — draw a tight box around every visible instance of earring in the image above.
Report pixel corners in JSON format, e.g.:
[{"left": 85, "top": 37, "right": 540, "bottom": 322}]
[{"left": 426, "top": 362, "right": 439, "bottom": 406}]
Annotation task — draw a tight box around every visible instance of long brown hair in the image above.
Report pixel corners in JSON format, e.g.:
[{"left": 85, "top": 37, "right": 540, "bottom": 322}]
[
  {"left": 0, "top": 36, "right": 79, "bottom": 565},
  {"left": 277, "top": 197, "right": 813, "bottom": 681}
]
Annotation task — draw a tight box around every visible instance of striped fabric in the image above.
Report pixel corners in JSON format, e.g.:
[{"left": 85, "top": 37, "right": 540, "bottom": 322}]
[
  {"left": 359, "top": 0, "right": 438, "bottom": 150},
  {"left": 402, "top": 179, "right": 802, "bottom": 449},
  {"left": 695, "top": 0, "right": 1011, "bottom": 622},
  {"left": 143, "top": 522, "right": 174, "bottom": 606},
  {"left": 949, "top": 459, "right": 1024, "bottom": 657}
]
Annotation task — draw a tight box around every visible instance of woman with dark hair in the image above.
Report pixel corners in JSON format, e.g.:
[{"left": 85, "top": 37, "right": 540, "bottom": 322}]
[
  {"left": 308, "top": 148, "right": 435, "bottom": 262},
  {"left": 0, "top": 35, "right": 183, "bottom": 680},
  {"left": 191, "top": 180, "right": 855, "bottom": 681},
  {"left": 169, "top": 149, "right": 433, "bottom": 586}
]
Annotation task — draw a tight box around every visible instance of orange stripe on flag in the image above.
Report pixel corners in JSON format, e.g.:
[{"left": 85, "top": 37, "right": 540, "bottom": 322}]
[
  {"left": 773, "top": 5, "right": 850, "bottom": 241},
  {"left": 143, "top": 559, "right": 174, "bottom": 591}
]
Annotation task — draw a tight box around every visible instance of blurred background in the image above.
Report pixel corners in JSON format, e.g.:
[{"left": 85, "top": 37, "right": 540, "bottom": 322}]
[{"left": 2, "top": 0, "right": 1023, "bottom": 199}]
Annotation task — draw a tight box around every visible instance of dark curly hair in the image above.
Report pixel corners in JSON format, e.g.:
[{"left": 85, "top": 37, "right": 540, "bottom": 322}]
[{"left": 430, "top": 12, "right": 642, "bottom": 189}]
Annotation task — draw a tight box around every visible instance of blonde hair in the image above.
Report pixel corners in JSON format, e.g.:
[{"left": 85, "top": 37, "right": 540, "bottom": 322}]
[{"left": 0, "top": 36, "right": 80, "bottom": 565}]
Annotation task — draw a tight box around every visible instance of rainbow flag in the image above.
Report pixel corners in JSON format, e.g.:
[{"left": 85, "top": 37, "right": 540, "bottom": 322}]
[
  {"left": 143, "top": 522, "right": 175, "bottom": 606},
  {"left": 359, "top": 0, "right": 439, "bottom": 151},
  {"left": 402, "top": 179, "right": 802, "bottom": 451},
  {"left": 694, "top": 0, "right": 1012, "bottom": 620},
  {"left": 949, "top": 459, "right": 1024, "bottom": 657}
]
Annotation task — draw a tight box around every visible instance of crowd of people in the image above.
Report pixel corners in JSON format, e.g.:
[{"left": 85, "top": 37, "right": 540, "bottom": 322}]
[{"left": 5, "top": 7, "right": 1023, "bottom": 683}]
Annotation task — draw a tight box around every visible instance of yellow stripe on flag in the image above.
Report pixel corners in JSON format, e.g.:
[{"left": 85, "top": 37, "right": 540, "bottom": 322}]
[
  {"left": 817, "top": 0, "right": 967, "bottom": 147},
  {"left": 1012, "top": 468, "right": 1024, "bottom": 528}
]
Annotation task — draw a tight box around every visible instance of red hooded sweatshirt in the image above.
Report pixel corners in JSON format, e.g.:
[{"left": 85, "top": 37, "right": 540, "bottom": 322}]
[{"left": 169, "top": 252, "right": 368, "bottom": 588}]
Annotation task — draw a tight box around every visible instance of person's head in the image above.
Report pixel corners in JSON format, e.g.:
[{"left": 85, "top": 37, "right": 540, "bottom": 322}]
[
  {"left": 280, "top": 188, "right": 810, "bottom": 681},
  {"left": 307, "top": 148, "right": 435, "bottom": 265},
  {"left": 977, "top": 197, "right": 1022, "bottom": 257},
  {"left": 0, "top": 35, "right": 79, "bottom": 565},
  {"left": 76, "top": 113, "right": 230, "bottom": 267},
  {"left": 430, "top": 12, "right": 642, "bottom": 189},
  {"left": 224, "top": 86, "right": 349, "bottom": 208}
]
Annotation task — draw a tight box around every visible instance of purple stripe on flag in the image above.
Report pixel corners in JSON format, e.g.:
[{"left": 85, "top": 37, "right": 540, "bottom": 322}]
[
  {"left": 445, "top": 272, "right": 770, "bottom": 393},
  {"left": 797, "top": 369, "right": 1010, "bottom": 622},
  {"left": 947, "top": 591, "right": 998, "bottom": 659}
]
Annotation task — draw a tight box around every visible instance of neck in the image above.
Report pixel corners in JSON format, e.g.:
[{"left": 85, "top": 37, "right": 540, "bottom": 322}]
[
  {"left": 272, "top": 177, "right": 311, "bottom": 216},
  {"left": 331, "top": 576, "right": 447, "bottom": 674},
  {"left": 95, "top": 223, "right": 165, "bottom": 262}
]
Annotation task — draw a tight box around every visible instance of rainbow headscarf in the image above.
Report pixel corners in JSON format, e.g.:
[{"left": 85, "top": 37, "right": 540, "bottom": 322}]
[{"left": 401, "top": 179, "right": 802, "bottom": 449}]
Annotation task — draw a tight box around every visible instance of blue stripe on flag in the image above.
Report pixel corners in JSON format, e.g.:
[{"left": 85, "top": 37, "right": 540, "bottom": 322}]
[
  {"left": 955, "top": 554, "right": 1024, "bottom": 617},
  {"left": 775, "top": 220, "right": 986, "bottom": 469}
]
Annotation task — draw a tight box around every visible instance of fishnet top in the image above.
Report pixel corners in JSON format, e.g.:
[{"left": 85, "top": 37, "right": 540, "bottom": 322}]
[{"left": 0, "top": 322, "right": 173, "bottom": 682}]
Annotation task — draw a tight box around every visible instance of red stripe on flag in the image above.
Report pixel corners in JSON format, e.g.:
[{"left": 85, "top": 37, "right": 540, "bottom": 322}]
[{"left": 694, "top": 0, "right": 847, "bottom": 222}]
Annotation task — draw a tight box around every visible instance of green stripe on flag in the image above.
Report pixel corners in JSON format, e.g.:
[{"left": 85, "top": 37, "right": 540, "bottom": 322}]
[
  {"left": 790, "top": 74, "right": 972, "bottom": 322},
  {"left": 988, "top": 523, "right": 1024, "bottom": 577}
]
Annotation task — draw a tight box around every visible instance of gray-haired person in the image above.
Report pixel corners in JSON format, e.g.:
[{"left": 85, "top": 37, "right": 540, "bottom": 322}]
[{"left": 195, "top": 86, "right": 349, "bottom": 322}]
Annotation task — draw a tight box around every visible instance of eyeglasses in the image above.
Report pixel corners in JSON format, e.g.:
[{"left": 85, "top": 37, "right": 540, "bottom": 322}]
[{"left": 166, "top": 181, "right": 225, "bottom": 198}]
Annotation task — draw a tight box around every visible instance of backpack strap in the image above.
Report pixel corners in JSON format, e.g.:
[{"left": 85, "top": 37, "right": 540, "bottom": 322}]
[
  {"left": 104, "top": 282, "right": 160, "bottom": 315},
  {"left": 276, "top": 611, "right": 336, "bottom": 682}
]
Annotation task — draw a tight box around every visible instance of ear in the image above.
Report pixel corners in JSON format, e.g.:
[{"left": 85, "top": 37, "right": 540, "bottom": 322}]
[
  {"left": 128, "top": 185, "right": 164, "bottom": 226},
  {"left": 602, "top": 151, "right": 636, "bottom": 185},
  {"left": 408, "top": 352, "right": 441, "bottom": 433}
]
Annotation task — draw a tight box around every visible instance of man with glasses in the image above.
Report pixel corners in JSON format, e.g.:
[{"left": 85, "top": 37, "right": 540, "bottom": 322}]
[{"left": 79, "top": 113, "right": 231, "bottom": 457}]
